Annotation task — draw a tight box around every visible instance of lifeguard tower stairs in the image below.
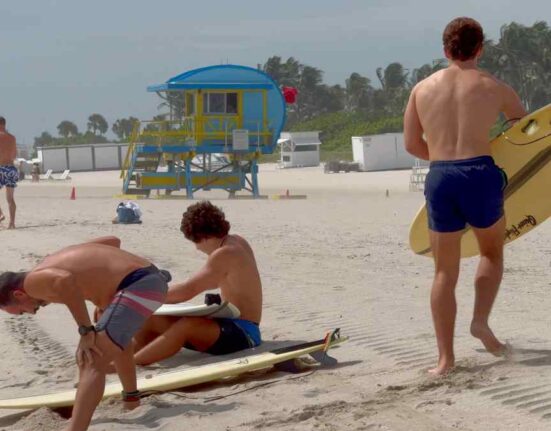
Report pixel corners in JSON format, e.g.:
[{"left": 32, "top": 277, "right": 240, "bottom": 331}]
[{"left": 121, "top": 65, "right": 286, "bottom": 198}]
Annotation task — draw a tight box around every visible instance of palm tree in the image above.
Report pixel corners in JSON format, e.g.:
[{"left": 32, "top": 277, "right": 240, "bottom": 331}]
[
  {"left": 112, "top": 117, "right": 139, "bottom": 141},
  {"left": 345, "top": 73, "right": 373, "bottom": 112},
  {"left": 57, "top": 121, "right": 79, "bottom": 138},
  {"left": 87, "top": 114, "right": 108, "bottom": 136}
]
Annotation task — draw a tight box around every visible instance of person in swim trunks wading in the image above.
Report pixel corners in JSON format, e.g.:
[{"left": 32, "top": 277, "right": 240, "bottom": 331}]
[
  {"left": 0, "top": 236, "right": 169, "bottom": 431},
  {"left": 404, "top": 17, "right": 527, "bottom": 375},
  {"left": 132, "top": 200, "right": 262, "bottom": 365}
]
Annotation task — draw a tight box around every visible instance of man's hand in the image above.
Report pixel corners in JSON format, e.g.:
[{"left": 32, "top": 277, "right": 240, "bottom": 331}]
[{"left": 76, "top": 332, "right": 103, "bottom": 366}]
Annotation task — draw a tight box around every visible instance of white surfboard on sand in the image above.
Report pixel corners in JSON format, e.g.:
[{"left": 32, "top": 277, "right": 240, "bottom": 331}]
[
  {"left": 154, "top": 301, "right": 241, "bottom": 319},
  {"left": 0, "top": 329, "right": 346, "bottom": 410}
]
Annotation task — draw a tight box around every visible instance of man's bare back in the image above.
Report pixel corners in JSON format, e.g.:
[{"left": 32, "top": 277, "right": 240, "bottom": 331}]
[
  {"left": 29, "top": 243, "right": 150, "bottom": 308},
  {"left": 406, "top": 64, "right": 527, "bottom": 161},
  {"left": 0, "top": 130, "right": 16, "bottom": 166},
  {"left": 209, "top": 234, "right": 262, "bottom": 323}
]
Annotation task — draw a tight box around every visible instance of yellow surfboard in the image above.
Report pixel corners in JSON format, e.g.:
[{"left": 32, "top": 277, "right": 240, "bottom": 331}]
[
  {"left": 0, "top": 329, "right": 345, "bottom": 410},
  {"left": 409, "top": 104, "right": 551, "bottom": 258}
]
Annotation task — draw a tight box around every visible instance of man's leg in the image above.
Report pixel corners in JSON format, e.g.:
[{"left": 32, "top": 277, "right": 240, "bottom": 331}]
[
  {"left": 133, "top": 315, "right": 178, "bottom": 352},
  {"left": 429, "top": 229, "right": 462, "bottom": 375},
  {"left": 113, "top": 344, "right": 140, "bottom": 410},
  {"left": 0, "top": 187, "right": 4, "bottom": 223},
  {"left": 134, "top": 317, "right": 220, "bottom": 365},
  {"left": 66, "top": 332, "right": 125, "bottom": 431},
  {"left": 470, "top": 217, "right": 506, "bottom": 354},
  {"left": 6, "top": 187, "right": 15, "bottom": 229}
]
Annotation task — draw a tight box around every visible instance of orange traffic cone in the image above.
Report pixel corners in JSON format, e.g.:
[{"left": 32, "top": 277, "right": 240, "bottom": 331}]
[{"left": 70, "top": 187, "right": 76, "bottom": 200}]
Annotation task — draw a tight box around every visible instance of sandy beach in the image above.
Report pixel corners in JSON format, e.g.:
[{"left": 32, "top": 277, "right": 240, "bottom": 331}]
[{"left": 1, "top": 164, "right": 551, "bottom": 430}]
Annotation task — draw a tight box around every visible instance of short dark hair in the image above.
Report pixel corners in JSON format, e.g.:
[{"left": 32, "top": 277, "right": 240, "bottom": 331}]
[
  {"left": 181, "top": 201, "right": 230, "bottom": 242},
  {"left": 0, "top": 272, "right": 27, "bottom": 306},
  {"left": 443, "top": 17, "right": 484, "bottom": 61},
  {"left": 0, "top": 117, "right": 5, "bottom": 126}
]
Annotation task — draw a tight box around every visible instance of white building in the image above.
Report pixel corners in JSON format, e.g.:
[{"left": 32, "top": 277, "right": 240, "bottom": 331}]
[
  {"left": 352, "top": 133, "right": 420, "bottom": 171},
  {"left": 277, "top": 131, "right": 322, "bottom": 168}
]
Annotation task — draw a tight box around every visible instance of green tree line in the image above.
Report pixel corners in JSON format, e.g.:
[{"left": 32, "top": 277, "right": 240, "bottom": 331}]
[{"left": 34, "top": 114, "right": 140, "bottom": 149}]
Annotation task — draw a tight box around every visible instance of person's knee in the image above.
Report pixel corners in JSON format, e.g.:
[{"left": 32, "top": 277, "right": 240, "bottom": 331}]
[{"left": 479, "top": 246, "right": 503, "bottom": 263}]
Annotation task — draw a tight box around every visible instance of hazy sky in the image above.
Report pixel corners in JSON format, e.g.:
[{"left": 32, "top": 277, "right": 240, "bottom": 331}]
[{"left": 2, "top": 0, "right": 550, "bottom": 146}]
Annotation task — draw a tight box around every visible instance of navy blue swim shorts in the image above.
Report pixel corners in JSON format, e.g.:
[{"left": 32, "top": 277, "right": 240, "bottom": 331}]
[{"left": 424, "top": 156, "right": 508, "bottom": 233}]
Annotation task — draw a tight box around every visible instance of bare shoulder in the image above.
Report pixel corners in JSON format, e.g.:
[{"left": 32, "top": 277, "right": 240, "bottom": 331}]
[{"left": 0, "top": 132, "right": 16, "bottom": 143}]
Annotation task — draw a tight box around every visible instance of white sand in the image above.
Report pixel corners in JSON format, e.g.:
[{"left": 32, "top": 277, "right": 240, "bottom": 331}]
[{"left": 1, "top": 164, "right": 551, "bottom": 430}]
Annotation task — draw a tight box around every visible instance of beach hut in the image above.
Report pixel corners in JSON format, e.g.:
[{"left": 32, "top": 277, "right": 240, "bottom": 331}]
[
  {"left": 277, "top": 131, "right": 322, "bottom": 168},
  {"left": 351, "top": 133, "right": 417, "bottom": 171},
  {"left": 120, "top": 64, "right": 287, "bottom": 198}
]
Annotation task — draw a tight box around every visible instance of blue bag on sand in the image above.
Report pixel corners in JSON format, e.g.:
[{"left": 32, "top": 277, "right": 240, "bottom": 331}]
[{"left": 116, "top": 202, "right": 141, "bottom": 224}]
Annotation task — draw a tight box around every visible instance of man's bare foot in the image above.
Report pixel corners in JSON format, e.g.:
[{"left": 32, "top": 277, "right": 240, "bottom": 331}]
[
  {"left": 470, "top": 321, "right": 505, "bottom": 355},
  {"left": 7, "top": 223, "right": 15, "bottom": 230},
  {"left": 123, "top": 399, "right": 140, "bottom": 411},
  {"left": 0, "top": 214, "right": 5, "bottom": 223},
  {"left": 428, "top": 364, "right": 455, "bottom": 376},
  {"left": 428, "top": 356, "right": 455, "bottom": 376}
]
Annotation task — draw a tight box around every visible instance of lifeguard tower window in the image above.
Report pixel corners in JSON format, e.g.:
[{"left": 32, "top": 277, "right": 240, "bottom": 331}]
[{"left": 203, "top": 92, "right": 238, "bottom": 115}]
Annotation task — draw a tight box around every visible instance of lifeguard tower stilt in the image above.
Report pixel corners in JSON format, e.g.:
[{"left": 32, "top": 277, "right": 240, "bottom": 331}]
[{"left": 120, "top": 65, "right": 287, "bottom": 199}]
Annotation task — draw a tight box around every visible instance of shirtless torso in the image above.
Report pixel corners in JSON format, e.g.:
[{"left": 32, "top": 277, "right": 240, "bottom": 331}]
[
  {"left": 26, "top": 243, "right": 150, "bottom": 309},
  {"left": 405, "top": 63, "right": 527, "bottom": 161},
  {"left": 208, "top": 234, "right": 262, "bottom": 323},
  {"left": 0, "top": 130, "right": 16, "bottom": 166}
]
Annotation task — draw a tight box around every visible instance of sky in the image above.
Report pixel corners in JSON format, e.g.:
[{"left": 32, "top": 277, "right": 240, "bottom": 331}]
[{"left": 1, "top": 0, "right": 550, "bottom": 147}]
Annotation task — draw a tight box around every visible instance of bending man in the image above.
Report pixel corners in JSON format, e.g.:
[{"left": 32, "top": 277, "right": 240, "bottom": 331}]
[
  {"left": 133, "top": 201, "right": 262, "bottom": 365},
  {"left": 404, "top": 17, "right": 527, "bottom": 375},
  {"left": 0, "top": 236, "right": 169, "bottom": 431}
]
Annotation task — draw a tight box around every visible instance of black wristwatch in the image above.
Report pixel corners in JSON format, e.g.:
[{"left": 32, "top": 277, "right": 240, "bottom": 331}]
[{"left": 78, "top": 325, "right": 96, "bottom": 336}]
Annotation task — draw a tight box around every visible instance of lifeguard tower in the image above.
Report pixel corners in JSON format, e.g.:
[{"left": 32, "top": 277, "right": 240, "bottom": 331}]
[{"left": 121, "top": 65, "right": 287, "bottom": 198}]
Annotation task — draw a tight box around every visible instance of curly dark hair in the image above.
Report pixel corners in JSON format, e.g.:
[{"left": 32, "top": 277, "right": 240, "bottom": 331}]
[
  {"left": 443, "top": 17, "right": 484, "bottom": 61},
  {"left": 0, "top": 272, "right": 27, "bottom": 306},
  {"left": 181, "top": 201, "right": 230, "bottom": 242}
]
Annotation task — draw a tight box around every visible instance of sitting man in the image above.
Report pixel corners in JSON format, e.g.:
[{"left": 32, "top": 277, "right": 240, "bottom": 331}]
[
  {"left": 0, "top": 236, "right": 169, "bottom": 431},
  {"left": 132, "top": 201, "right": 262, "bottom": 365}
]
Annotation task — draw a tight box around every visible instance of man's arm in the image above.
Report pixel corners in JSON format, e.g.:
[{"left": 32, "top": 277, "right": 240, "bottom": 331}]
[
  {"left": 166, "top": 251, "right": 227, "bottom": 304},
  {"left": 9, "top": 135, "right": 17, "bottom": 163},
  {"left": 404, "top": 87, "right": 430, "bottom": 160},
  {"left": 25, "top": 269, "right": 92, "bottom": 328},
  {"left": 501, "top": 83, "right": 528, "bottom": 120},
  {"left": 85, "top": 236, "right": 121, "bottom": 248}
]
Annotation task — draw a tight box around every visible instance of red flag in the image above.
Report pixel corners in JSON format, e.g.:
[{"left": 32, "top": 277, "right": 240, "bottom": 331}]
[{"left": 282, "top": 86, "right": 298, "bottom": 104}]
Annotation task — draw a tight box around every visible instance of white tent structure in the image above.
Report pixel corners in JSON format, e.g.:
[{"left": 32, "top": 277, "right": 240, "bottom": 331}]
[
  {"left": 277, "top": 131, "right": 322, "bottom": 168},
  {"left": 352, "top": 133, "right": 420, "bottom": 171}
]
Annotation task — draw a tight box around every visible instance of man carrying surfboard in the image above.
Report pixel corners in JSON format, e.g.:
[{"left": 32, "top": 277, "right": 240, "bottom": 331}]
[
  {"left": 131, "top": 200, "right": 262, "bottom": 365},
  {"left": 0, "top": 236, "right": 170, "bottom": 431},
  {"left": 404, "top": 17, "right": 527, "bottom": 375}
]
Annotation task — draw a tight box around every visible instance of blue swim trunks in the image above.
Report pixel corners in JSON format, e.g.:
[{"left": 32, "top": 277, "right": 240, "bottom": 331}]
[
  {"left": 184, "top": 318, "right": 262, "bottom": 356},
  {"left": 424, "top": 156, "right": 507, "bottom": 232},
  {"left": 0, "top": 166, "right": 18, "bottom": 188}
]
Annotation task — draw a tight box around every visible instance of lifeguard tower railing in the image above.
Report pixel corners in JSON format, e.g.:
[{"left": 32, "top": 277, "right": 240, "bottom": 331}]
[{"left": 121, "top": 116, "right": 273, "bottom": 198}]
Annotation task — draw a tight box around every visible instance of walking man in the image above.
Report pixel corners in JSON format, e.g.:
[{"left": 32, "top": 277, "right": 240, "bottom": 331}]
[{"left": 404, "top": 17, "right": 527, "bottom": 375}]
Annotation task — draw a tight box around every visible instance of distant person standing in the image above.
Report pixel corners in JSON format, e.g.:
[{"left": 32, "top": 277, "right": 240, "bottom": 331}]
[
  {"left": 404, "top": 17, "right": 527, "bottom": 375},
  {"left": 0, "top": 116, "right": 18, "bottom": 229}
]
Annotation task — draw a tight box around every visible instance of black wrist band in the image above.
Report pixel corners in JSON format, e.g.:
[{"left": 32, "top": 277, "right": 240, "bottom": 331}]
[{"left": 121, "top": 390, "right": 141, "bottom": 402}]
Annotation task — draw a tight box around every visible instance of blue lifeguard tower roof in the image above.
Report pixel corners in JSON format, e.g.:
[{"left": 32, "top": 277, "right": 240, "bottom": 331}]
[{"left": 147, "top": 64, "right": 276, "bottom": 91}]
